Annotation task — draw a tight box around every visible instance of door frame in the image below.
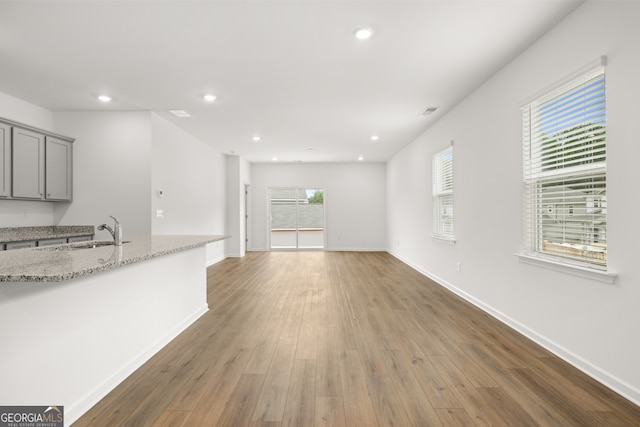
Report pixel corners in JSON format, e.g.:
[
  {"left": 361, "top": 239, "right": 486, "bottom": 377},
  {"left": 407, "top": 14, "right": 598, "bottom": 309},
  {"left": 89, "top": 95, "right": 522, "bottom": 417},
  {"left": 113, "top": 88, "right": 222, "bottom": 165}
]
[{"left": 267, "top": 187, "right": 326, "bottom": 251}]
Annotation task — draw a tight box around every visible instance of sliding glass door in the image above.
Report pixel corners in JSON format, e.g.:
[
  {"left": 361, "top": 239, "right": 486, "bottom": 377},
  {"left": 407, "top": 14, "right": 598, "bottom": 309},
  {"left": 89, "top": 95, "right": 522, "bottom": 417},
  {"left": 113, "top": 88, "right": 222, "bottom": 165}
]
[{"left": 269, "top": 188, "right": 324, "bottom": 250}]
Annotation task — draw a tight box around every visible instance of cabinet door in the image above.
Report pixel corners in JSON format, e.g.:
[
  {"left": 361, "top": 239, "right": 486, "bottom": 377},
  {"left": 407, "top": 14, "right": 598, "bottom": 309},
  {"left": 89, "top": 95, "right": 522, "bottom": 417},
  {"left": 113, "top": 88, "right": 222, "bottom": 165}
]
[
  {"left": 6, "top": 240, "right": 37, "bottom": 250},
  {"left": 68, "top": 235, "right": 93, "bottom": 243},
  {"left": 45, "top": 136, "right": 72, "bottom": 201},
  {"left": 37, "top": 238, "right": 67, "bottom": 247},
  {"left": 0, "top": 124, "right": 10, "bottom": 197},
  {"left": 12, "top": 128, "right": 45, "bottom": 199}
]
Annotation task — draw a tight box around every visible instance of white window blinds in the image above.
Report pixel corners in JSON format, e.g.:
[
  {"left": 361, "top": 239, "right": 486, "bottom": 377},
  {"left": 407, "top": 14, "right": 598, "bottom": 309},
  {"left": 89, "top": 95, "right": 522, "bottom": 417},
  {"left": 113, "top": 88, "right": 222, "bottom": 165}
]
[
  {"left": 433, "top": 145, "right": 454, "bottom": 241},
  {"left": 522, "top": 64, "right": 606, "bottom": 267}
]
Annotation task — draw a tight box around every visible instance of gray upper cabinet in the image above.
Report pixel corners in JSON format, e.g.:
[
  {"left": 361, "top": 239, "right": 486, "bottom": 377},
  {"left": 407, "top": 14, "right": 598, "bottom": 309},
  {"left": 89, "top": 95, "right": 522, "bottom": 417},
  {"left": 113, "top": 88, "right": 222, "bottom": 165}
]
[
  {"left": 0, "top": 123, "right": 10, "bottom": 198},
  {"left": 12, "top": 128, "right": 45, "bottom": 199},
  {"left": 1, "top": 117, "right": 74, "bottom": 202},
  {"left": 45, "top": 136, "right": 72, "bottom": 201}
]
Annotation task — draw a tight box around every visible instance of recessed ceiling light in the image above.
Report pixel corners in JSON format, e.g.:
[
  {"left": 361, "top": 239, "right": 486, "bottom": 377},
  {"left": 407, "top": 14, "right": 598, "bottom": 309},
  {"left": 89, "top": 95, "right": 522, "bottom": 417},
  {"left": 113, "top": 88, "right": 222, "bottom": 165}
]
[
  {"left": 272, "top": 157, "right": 278, "bottom": 161},
  {"left": 358, "top": 156, "right": 364, "bottom": 161},
  {"left": 354, "top": 27, "right": 374, "bottom": 40},
  {"left": 370, "top": 135, "right": 379, "bottom": 141},
  {"left": 168, "top": 109, "right": 192, "bottom": 118},
  {"left": 97, "top": 95, "right": 112, "bottom": 103},
  {"left": 252, "top": 136, "right": 261, "bottom": 142},
  {"left": 203, "top": 94, "right": 217, "bottom": 102}
]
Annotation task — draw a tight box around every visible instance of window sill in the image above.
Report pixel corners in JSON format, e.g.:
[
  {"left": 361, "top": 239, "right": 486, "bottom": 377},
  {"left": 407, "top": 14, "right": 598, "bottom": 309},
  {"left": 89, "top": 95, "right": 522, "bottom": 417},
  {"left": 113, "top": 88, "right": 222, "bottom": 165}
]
[
  {"left": 432, "top": 235, "right": 456, "bottom": 245},
  {"left": 515, "top": 252, "right": 616, "bottom": 284}
]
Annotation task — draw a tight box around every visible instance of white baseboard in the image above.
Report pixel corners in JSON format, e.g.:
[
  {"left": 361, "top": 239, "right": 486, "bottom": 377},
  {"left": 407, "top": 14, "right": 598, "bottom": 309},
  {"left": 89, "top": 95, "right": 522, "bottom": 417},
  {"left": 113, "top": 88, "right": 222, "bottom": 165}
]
[
  {"left": 246, "top": 248, "right": 388, "bottom": 252},
  {"left": 325, "top": 247, "right": 387, "bottom": 252},
  {"left": 207, "top": 255, "right": 227, "bottom": 266},
  {"left": 387, "top": 250, "right": 640, "bottom": 407}
]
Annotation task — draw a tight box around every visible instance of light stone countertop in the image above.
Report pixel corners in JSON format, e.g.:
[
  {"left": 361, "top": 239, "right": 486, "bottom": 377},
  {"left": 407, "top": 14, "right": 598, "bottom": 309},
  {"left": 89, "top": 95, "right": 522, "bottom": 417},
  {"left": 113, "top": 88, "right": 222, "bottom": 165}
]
[{"left": 0, "top": 235, "right": 229, "bottom": 283}]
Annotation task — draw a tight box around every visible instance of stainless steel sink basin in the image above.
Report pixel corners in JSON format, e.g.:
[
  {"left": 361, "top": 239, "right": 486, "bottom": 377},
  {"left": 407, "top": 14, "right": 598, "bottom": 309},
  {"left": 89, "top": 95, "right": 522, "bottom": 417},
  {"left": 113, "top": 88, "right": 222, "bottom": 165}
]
[
  {"left": 41, "top": 241, "right": 131, "bottom": 251},
  {"left": 70, "top": 241, "right": 131, "bottom": 250}
]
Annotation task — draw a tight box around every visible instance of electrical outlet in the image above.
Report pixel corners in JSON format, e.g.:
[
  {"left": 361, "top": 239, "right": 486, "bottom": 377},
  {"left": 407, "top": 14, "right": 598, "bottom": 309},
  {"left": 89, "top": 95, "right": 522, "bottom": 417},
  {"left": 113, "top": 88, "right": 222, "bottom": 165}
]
[
  {"left": 156, "top": 209, "right": 164, "bottom": 218},
  {"left": 457, "top": 261, "right": 462, "bottom": 272}
]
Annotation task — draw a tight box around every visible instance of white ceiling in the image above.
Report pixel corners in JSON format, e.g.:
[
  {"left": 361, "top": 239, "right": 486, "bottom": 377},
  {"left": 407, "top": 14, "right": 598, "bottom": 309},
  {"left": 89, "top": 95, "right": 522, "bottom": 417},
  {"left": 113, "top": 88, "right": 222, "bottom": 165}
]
[{"left": 0, "top": 0, "right": 581, "bottom": 163}]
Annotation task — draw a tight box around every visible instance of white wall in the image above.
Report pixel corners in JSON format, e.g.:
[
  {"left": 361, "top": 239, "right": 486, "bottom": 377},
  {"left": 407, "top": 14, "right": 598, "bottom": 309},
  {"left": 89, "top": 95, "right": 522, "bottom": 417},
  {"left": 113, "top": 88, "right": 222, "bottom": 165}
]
[
  {"left": 225, "top": 155, "right": 251, "bottom": 257},
  {"left": 225, "top": 156, "right": 241, "bottom": 257},
  {"left": 250, "top": 162, "right": 386, "bottom": 251},
  {"left": 0, "top": 92, "right": 56, "bottom": 225},
  {"left": 387, "top": 1, "right": 640, "bottom": 404},
  {"left": 0, "top": 91, "right": 54, "bottom": 131},
  {"left": 150, "top": 113, "right": 226, "bottom": 265},
  {"left": 52, "top": 111, "right": 152, "bottom": 236},
  {"left": 240, "top": 157, "right": 251, "bottom": 255}
]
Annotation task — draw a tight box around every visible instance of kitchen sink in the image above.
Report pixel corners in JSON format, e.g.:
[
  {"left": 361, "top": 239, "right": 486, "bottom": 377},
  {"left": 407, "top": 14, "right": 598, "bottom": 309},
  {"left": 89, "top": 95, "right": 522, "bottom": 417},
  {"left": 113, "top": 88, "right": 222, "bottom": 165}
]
[
  {"left": 40, "top": 241, "right": 131, "bottom": 251},
  {"left": 70, "top": 241, "right": 131, "bottom": 250}
]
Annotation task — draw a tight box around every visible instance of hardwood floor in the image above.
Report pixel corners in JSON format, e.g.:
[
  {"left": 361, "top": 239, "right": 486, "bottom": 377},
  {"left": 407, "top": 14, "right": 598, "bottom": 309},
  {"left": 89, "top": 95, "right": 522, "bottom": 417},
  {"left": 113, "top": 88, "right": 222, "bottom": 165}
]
[{"left": 73, "top": 251, "right": 640, "bottom": 426}]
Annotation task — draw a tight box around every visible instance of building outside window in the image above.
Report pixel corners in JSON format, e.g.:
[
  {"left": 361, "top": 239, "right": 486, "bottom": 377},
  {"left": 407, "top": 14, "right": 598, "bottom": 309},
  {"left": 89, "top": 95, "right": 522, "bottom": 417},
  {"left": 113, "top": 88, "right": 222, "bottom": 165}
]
[{"left": 522, "top": 62, "right": 606, "bottom": 267}]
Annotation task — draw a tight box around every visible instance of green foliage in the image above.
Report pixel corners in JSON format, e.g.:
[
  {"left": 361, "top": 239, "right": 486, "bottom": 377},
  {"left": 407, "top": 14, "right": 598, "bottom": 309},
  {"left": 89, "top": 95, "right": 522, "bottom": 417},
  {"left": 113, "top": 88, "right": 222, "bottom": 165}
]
[{"left": 308, "top": 190, "right": 324, "bottom": 204}]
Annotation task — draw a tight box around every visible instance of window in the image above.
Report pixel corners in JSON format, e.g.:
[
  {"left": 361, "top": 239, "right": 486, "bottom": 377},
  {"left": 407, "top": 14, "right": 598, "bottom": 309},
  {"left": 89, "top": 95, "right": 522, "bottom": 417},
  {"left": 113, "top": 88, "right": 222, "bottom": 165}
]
[
  {"left": 433, "top": 145, "right": 454, "bottom": 242},
  {"left": 522, "top": 64, "right": 606, "bottom": 268}
]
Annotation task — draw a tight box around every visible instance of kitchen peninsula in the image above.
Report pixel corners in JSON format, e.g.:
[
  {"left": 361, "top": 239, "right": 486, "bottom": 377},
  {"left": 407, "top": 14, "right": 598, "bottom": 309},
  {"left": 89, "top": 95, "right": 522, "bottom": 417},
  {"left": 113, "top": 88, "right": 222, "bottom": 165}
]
[{"left": 0, "top": 234, "right": 228, "bottom": 426}]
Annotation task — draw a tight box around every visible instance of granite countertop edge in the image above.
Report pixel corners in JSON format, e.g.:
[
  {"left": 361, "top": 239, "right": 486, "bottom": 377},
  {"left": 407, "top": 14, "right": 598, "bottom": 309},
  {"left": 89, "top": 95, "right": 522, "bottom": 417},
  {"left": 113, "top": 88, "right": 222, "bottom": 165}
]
[{"left": 0, "top": 235, "right": 230, "bottom": 283}]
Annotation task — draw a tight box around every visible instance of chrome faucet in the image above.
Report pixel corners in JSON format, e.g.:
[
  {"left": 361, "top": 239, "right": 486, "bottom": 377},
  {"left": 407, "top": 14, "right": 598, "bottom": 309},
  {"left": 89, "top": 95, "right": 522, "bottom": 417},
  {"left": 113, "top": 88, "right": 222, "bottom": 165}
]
[{"left": 98, "top": 215, "right": 123, "bottom": 246}]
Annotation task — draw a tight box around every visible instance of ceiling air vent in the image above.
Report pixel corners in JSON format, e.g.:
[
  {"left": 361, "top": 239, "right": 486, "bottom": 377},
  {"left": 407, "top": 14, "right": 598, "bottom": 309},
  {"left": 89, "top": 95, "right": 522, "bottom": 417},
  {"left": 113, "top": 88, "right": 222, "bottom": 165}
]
[
  {"left": 168, "top": 109, "right": 192, "bottom": 118},
  {"left": 422, "top": 106, "right": 439, "bottom": 116}
]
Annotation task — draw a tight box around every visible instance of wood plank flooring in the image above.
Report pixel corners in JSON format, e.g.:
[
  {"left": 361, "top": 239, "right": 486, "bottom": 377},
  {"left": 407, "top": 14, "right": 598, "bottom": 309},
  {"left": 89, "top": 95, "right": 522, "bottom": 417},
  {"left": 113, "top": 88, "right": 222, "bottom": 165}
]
[{"left": 72, "top": 251, "right": 640, "bottom": 426}]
